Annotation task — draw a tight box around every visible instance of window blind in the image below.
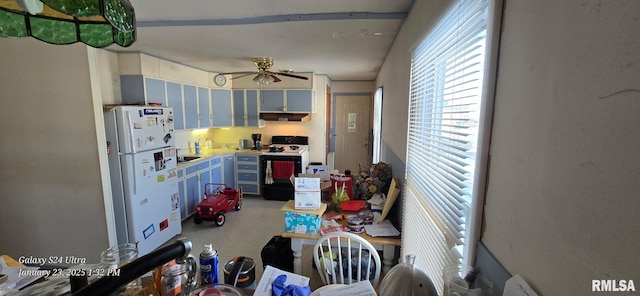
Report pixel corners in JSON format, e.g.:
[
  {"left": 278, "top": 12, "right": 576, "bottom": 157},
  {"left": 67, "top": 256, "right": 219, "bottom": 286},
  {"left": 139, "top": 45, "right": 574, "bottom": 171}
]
[{"left": 402, "top": 0, "right": 492, "bottom": 292}]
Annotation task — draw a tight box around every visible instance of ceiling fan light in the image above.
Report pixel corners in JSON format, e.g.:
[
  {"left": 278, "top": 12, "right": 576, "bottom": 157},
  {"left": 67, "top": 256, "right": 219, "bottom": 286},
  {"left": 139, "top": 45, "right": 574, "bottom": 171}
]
[
  {"left": 253, "top": 73, "right": 275, "bottom": 85},
  {"left": 265, "top": 75, "right": 275, "bottom": 84}
]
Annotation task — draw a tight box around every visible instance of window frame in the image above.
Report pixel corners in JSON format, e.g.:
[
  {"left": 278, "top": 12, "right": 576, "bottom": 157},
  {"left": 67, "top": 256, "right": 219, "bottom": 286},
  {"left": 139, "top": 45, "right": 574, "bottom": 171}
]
[
  {"left": 372, "top": 87, "right": 383, "bottom": 163},
  {"left": 401, "top": 0, "right": 503, "bottom": 292}
]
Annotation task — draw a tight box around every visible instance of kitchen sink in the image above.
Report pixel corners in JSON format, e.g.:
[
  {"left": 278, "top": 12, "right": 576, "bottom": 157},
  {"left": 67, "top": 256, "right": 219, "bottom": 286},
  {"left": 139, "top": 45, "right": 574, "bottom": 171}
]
[{"left": 178, "top": 156, "right": 201, "bottom": 163}]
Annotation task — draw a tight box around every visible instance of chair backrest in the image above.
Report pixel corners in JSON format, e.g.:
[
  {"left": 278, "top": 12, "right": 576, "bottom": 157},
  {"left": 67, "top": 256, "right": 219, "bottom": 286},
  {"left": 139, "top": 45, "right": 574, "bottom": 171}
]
[{"left": 312, "top": 231, "right": 382, "bottom": 287}]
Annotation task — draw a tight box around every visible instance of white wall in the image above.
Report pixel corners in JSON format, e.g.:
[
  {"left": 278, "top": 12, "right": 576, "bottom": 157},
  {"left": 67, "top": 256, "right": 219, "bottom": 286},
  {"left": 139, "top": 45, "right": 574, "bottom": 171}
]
[
  {"left": 0, "top": 39, "right": 110, "bottom": 261},
  {"left": 483, "top": 0, "right": 640, "bottom": 294},
  {"left": 377, "top": 0, "right": 640, "bottom": 294},
  {"left": 376, "top": 0, "right": 449, "bottom": 163}
]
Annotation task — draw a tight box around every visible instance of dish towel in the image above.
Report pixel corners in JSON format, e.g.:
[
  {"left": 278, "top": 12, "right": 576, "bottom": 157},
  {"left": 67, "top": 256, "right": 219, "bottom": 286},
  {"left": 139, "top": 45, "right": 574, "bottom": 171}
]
[
  {"left": 265, "top": 160, "right": 274, "bottom": 184},
  {"left": 273, "top": 161, "right": 295, "bottom": 179}
]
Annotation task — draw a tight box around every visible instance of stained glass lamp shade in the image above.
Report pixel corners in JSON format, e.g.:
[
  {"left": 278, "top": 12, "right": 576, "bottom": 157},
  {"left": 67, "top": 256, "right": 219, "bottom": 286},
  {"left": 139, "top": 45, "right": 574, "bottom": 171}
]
[{"left": 0, "top": 0, "right": 136, "bottom": 47}]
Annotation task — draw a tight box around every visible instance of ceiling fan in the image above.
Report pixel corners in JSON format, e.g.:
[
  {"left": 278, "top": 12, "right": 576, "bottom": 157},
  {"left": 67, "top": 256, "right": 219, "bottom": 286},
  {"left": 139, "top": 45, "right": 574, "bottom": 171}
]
[{"left": 215, "top": 57, "right": 309, "bottom": 85}]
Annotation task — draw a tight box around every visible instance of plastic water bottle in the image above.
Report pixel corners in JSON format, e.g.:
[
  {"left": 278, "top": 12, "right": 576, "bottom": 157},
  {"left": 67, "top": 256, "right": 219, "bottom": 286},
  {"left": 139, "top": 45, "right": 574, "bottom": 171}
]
[{"left": 199, "top": 244, "right": 219, "bottom": 285}]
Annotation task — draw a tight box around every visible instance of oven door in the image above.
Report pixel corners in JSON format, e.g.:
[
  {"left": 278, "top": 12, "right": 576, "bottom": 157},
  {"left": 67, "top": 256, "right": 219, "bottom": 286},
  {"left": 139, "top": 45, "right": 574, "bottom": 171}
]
[{"left": 261, "top": 155, "right": 302, "bottom": 201}]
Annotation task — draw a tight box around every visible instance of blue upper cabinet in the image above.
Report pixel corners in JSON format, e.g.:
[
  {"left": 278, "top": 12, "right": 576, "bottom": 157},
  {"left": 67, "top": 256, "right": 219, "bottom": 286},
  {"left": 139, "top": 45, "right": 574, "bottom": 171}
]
[
  {"left": 144, "top": 78, "right": 167, "bottom": 104},
  {"left": 245, "top": 90, "right": 260, "bottom": 126},
  {"left": 258, "top": 89, "right": 314, "bottom": 113},
  {"left": 211, "top": 89, "right": 233, "bottom": 127},
  {"left": 259, "top": 90, "right": 285, "bottom": 112},
  {"left": 198, "top": 86, "right": 211, "bottom": 128},
  {"left": 285, "top": 90, "right": 314, "bottom": 112},
  {"left": 233, "top": 90, "right": 245, "bottom": 127},
  {"left": 166, "top": 81, "right": 184, "bottom": 130},
  {"left": 233, "top": 90, "right": 262, "bottom": 127},
  {"left": 120, "top": 75, "right": 166, "bottom": 105},
  {"left": 183, "top": 84, "right": 198, "bottom": 129}
]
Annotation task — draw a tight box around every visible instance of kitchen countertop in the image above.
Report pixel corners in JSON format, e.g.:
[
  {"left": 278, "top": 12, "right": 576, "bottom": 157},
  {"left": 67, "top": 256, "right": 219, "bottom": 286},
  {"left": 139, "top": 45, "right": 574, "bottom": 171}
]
[{"left": 176, "top": 147, "right": 264, "bottom": 168}]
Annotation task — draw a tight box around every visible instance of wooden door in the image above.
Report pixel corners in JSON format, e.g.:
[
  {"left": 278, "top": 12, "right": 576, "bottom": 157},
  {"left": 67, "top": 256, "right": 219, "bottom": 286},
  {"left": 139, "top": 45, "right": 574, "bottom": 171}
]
[{"left": 334, "top": 94, "right": 371, "bottom": 173}]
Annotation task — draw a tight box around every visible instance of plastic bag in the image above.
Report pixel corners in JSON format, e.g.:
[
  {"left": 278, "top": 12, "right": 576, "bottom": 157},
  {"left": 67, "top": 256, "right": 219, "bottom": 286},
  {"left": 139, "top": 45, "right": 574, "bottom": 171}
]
[
  {"left": 330, "top": 173, "right": 354, "bottom": 200},
  {"left": 272, "top": 274, "right": 311, "bottom": 296},
  {"left": 330, "top": 183, "right": 351, "bottom": 209}
]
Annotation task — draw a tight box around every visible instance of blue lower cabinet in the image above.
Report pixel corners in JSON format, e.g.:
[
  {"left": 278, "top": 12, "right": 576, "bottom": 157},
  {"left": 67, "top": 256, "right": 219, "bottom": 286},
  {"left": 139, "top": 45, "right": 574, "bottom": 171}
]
[
  {"left": 235, "top": 154, "right": 260, "bottom": 195},
  {"left": 211, "top": 165, "right": 222, "bottom": 185},
  {"left": 178, "top": 179, "right": 187, "bottom": 220},
  {"left": 186, "top": 175, "right": 199, "bottom": 217},
  {"left": 223, "top": 155, "right": 235, "bottom": 189}
]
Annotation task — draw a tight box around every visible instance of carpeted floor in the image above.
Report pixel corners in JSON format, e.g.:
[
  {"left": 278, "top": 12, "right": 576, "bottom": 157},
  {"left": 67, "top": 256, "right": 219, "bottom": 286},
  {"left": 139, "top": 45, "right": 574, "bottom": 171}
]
[{"left": 166, "top": 195, "right": 323, "bottom": 290}]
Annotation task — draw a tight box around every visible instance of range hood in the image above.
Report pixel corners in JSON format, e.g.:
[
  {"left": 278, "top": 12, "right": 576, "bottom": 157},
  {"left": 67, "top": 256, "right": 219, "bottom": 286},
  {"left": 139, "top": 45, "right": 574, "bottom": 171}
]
[{"left": 260, "top": 113, "right": 310, "bottom": 122}]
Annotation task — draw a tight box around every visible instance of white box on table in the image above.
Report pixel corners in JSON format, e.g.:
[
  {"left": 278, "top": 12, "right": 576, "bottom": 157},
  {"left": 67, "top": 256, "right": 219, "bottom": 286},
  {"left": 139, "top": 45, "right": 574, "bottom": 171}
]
[
  {"left": 294, "top": 177, "right": 321, "bottom": 210},
  {"left": 308, "top": 165, "right": 330, "bottom": 180}
]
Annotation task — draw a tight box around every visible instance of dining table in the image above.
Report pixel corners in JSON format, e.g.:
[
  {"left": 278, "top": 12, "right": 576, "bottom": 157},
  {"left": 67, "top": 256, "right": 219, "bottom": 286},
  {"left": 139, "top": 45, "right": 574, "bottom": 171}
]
[{"left": 281, "top": 210, "right": 401, "bottom": 275}]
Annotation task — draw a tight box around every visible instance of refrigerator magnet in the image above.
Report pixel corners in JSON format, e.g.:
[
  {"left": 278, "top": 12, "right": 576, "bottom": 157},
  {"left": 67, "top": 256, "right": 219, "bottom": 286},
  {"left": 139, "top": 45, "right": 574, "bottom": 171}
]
[
  {"left": 159, "top": 219, "right": 169, "bottom": 231},
  {"left": 171, "top": 193, "right": 179, "bottom": 210},
  {"left": 143, "top": 224, "right": 155, "bottom": 239},
  {"left": 157, "top": 174, "right": 165, "bottom": 182}
]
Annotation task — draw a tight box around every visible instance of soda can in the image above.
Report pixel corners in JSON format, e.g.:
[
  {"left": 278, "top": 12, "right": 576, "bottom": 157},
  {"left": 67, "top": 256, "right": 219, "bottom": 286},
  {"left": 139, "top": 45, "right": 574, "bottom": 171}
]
[{"left": 199, "top": 244, "right": 219, "bottom": 285}]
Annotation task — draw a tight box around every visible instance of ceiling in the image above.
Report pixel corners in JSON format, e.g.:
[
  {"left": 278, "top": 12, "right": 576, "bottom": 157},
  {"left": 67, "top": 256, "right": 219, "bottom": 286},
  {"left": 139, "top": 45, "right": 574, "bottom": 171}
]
[{"left": 108, "top": 0, "right": 413, "bottom": 81}]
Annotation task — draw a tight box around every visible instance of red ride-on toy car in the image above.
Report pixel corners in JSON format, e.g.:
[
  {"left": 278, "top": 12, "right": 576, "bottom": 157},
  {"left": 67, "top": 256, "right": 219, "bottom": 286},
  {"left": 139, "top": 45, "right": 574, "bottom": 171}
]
[{"left": 194, "top": 183, "right": 243, "bottom": 226}]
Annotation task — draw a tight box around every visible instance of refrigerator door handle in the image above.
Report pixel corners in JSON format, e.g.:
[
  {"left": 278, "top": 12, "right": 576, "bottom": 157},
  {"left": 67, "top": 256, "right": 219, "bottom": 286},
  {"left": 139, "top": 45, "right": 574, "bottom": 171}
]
[
  {"left": 126, "top": 112, "right": 137, "bottom": 154},
  {"left": 124, "top": 155, "right": 138, "bottom": 195},
  {"left": 132, "top": 160, "right": 138, "bottom": 195}
]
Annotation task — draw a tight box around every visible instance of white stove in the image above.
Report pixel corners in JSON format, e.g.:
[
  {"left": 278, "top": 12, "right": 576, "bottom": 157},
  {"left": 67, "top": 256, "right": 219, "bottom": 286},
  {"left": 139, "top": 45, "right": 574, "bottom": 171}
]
[
  {"left": 262, "top": 144, "right": 309, "bottom": 156},
  {"left": 261, "top": 136, "right": 310, "bottom": 201}
]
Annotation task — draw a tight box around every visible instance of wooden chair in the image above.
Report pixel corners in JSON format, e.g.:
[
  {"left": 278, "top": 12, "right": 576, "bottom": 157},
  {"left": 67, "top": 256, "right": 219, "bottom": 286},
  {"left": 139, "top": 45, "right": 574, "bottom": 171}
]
[{"left": 312, "top": 231, "right": 382, "bottom": 287}]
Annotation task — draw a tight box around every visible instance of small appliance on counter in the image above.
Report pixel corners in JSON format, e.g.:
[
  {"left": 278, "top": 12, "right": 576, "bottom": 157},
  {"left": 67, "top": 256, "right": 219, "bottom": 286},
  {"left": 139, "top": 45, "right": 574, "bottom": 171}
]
[
  {"left": 251, "top": 133, "right": 262, "bottom": 150},
  {"left": 238, "top": 139, "right": 251, "bottom": 149}
]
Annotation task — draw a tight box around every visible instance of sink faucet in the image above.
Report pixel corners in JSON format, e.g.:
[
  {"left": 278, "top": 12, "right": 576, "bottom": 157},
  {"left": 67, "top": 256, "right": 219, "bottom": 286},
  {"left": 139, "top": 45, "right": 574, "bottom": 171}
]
[{"left": 73, "top": 239, "right": 194, "bottom": 295}]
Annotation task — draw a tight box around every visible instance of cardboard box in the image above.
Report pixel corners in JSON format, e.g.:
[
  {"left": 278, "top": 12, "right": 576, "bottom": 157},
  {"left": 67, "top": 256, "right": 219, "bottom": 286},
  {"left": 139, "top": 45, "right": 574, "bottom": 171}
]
[
  {"left": 281, "top": 200, "right": 327, "bottom": 235},
  {"left": 294, "top": 177, "right": 321, "bottom": 210},
  {"left": 307, "top": 165, "right": 330, "bottom": 180}
]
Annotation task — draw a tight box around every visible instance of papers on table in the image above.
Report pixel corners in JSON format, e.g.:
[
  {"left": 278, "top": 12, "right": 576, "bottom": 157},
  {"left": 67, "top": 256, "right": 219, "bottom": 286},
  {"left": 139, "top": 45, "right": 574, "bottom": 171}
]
[
  {"left": 0, "top": 257, "right": 44, "bottom": 292},
  {"left": 315, "top": 280, "right": 377, "bottom": 296},
  {"left": 254, "top": 265, "right": 311, "bottom": 296},
  {"left": 503, "top": 274, "right": 539, "bottom": 296},
  {"left": 364, "top": 220, "right": 401, "bottom": 237}
]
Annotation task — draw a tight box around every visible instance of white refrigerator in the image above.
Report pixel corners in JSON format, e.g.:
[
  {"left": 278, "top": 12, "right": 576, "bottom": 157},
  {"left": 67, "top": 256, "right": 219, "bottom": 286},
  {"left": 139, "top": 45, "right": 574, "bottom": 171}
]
[{"left": 104, "top": 106, "right": 181, "bottom": 256}]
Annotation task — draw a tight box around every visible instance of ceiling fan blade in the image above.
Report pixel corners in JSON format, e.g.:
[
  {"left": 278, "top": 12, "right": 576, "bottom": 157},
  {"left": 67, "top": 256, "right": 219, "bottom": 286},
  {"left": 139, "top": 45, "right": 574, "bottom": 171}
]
[
  {"left": 217, "top": 71, "right": 255, "bottom": 76},
  {"left": 270, "top": 74, "right": 282, "bottom": 83},
  {"left": 271, "top": 71, "right": 309, "bottom": 80},
  {"left": 230, "top": 73, "right": 255, "bottom": 80}
]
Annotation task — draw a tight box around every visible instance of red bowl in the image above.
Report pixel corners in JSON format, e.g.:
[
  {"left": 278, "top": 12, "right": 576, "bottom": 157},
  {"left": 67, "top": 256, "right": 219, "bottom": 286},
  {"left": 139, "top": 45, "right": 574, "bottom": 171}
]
[{"left": 340, "top": 200, "right": 366, "bottom": 211}]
